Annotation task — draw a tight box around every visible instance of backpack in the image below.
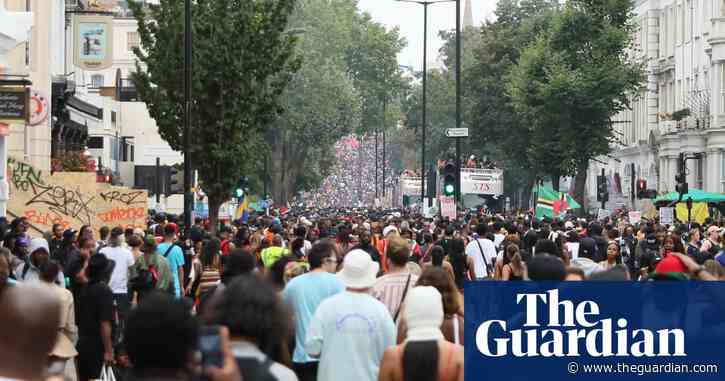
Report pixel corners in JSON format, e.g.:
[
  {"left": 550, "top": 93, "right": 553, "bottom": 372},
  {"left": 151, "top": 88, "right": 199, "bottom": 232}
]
[
  {"left": 130, "top": 267, "right": 156, "bottom": 293},
  {"left": 235, "top": 357, "right": 276, "bottom": 381}
]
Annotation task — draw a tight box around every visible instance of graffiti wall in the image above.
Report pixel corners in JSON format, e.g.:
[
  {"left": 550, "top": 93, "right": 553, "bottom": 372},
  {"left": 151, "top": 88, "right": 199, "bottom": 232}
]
[{"left": 8, "top": 157, "right": 147, "bottom": 232}]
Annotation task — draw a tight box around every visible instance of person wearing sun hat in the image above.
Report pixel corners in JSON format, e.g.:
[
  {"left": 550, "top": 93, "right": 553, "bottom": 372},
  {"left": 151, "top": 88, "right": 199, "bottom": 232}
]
[{"left": 305, "top": 249, "right": 395, "bottom": 381}]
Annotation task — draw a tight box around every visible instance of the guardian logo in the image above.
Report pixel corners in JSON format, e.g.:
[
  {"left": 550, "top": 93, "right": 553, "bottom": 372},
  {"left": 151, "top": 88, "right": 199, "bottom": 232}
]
[{"left": 476, "top": 290, "right": 686, "bottom": 358}]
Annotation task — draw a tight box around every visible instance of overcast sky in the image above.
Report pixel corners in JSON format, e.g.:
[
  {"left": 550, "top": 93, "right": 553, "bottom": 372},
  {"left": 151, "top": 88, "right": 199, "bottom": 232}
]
[{"left": 357, "top": 0, "right": 498, "bottom": 70}]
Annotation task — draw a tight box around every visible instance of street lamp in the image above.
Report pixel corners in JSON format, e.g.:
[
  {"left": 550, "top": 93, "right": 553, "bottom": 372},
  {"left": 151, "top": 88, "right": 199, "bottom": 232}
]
[{"left": 394, "top": 0, "right": 457, "bottom": 206}]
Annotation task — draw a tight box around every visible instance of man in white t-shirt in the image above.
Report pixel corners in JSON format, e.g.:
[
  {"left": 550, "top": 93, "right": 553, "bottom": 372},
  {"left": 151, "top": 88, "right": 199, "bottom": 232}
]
[
  {"left": 465, "top": 224, "right": 498, "bottom": 279},
  {"left": 99, "top": 227, "right": 135, "bottom": 337}
]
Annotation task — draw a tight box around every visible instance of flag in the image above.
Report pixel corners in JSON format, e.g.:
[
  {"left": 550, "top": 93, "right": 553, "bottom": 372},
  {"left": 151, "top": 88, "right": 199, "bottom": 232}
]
[
  {"left": 675, "top": 202, "right": 709, "bottom": 224},
  {"left": 234, "top": 195, "right": 249, "bottom": 222},
  {"left": 535, "top": 186, "right": 581, "bottom": 219}
]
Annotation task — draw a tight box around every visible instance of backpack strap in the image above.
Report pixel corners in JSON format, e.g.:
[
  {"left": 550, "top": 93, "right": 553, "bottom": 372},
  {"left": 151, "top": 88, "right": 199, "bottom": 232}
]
[
  {"left": 21, "top": 260, "right": 30, "bottom": 280},
  {"left": 393, "top": 274, "right": 412, "bottom": 322},
  {"left": 162, "top": 244, "right": 175, "bottom": 258}
]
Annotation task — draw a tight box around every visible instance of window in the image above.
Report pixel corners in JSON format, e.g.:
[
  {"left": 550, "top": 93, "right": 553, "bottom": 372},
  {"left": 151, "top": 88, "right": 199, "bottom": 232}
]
[
  {"left": 110, "top": 136, "right": 119, "bottom": 161},
  {"left": 127, "top": 32, "right": 140, "bottom": 52},
  {"left": 91, "top": 74, "right": 104, "bottom": 88},
  {"left": 686, "top": 0, "right": 692, "bottom": 42},
  {"left": 111, "top": 111, "right": 116, "bottom": 124},
  {"left": 721, "top": 154, "right": 725, "bottom": 192},
  {"left": 87, "top": 136, "right": 104, "bottom": 149},
  {"left": 677, "top": 4, "right": 685, "bottom": 45},
  {"left": 697, "top": 157, "right": 703, "bottom": 189},
  {"left": 722, "top": 65, "right": 725, "bottom": 113}
]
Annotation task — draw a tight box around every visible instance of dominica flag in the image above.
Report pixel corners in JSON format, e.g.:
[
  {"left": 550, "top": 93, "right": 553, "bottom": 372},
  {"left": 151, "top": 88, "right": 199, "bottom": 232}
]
[{"left": 535, "top": 185, "right": 581, "bottom": 219}]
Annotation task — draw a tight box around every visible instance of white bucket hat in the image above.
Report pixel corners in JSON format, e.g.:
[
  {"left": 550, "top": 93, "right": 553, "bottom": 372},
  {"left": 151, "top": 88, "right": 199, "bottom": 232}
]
[
  {"left": 382, "top": 225, "right": 398, "bottom": 237},
  {"left": 337, "top": 249, "right": 379, "bottom": 289}
]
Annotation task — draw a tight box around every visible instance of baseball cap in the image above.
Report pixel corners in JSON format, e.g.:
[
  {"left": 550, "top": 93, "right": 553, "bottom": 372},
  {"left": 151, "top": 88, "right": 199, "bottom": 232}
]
[{"left": 63, "top": 229, "right": 77, "bottom": 239}]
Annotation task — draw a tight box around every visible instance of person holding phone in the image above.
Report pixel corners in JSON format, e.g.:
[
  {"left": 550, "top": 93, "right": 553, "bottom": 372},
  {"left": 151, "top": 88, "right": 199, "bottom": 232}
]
[
  {"left": 124, "top": 292, "right": 242, "bottom": 381},
  {"left": 209, "top": 274, "right": 298, "bottom": 381}
]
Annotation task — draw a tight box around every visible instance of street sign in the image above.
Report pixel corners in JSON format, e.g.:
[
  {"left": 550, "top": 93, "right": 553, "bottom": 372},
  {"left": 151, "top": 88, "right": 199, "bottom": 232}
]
[{"left": 445, "top": 128, "right": 469, "bottom": 138}]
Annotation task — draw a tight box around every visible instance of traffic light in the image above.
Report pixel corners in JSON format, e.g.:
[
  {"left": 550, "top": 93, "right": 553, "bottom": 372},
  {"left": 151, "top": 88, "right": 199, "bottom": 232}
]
[
  {"left": 596, "top": 175, "right": 609, "bottom": 203},
  {"left": 636, "top": 179, "right": 647, "bottom": 199},
  {"left": 169, "top": 167, "right": 184, "bottom": 194},
  {"left": 442, "top": 162, "right": 456, "bottom": 197},
  {"left": 234, "top": 176, "right": 249, "bottom": 199},
  {"left": 675, "top": 152, "right": 688, "bottom": 195}
]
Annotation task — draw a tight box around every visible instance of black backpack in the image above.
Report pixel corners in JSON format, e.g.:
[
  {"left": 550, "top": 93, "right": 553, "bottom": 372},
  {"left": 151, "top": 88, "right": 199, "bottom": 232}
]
[{"left": 235, "top": 357, "right": 276, "bottom": 381}]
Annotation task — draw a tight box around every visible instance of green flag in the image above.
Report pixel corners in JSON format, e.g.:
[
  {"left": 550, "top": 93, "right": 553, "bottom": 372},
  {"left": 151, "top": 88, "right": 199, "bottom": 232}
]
[{"left": 535, "top": 186, "right": 581, "bottom": 219}]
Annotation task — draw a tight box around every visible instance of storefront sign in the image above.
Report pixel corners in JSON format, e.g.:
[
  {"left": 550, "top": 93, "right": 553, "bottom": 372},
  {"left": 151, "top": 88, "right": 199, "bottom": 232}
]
[
  {"left": 73, "top": 15, "right": 114, "bottom": 71},
  {"left": 0, "top": 87, "right": 28, "bottom": 123}
]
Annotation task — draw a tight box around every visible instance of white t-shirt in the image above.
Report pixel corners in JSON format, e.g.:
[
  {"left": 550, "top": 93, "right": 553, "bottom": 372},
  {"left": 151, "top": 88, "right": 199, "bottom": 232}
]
[
  {"left": 465, "top": 238, "right": 498, "bottom": 279},
  {"left": 566, "top": 242, "right": 580, "bottom": 260},
  {"left": 100, "top": 246, "right": 135, "bottom": 294}
]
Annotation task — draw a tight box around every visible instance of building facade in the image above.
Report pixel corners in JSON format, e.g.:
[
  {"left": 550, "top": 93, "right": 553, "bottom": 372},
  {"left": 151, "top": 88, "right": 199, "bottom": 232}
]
[{"left": 590, "top": 0, "right": 725, "bottom": 210}]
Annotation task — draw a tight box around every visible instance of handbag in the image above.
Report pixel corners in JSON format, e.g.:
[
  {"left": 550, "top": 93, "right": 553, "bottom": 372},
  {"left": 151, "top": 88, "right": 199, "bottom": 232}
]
[
  {"left": 99, "top": 364, "right": 117, "bottom": 381},
  {"left": 474, "top": 239, "right": 494, "bottom": 279}
]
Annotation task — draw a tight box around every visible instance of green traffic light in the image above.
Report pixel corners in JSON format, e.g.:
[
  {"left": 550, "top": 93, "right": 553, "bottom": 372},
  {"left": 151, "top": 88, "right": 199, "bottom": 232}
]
[
  {"left": 235, "top": 188, "right": 244, "bottom": 198},
  {"left": 444, "top": 183, "right": 455, "bottom": 196}
]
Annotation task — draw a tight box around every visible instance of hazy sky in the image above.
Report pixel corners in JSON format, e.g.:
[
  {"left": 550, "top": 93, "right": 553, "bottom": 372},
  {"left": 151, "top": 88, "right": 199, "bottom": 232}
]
[{"left": 357, "top": 0, "right": 499, "bottom": 70}]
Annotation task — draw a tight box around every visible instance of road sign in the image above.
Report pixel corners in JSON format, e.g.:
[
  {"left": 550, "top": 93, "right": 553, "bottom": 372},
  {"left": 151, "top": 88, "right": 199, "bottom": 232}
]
[{"left": 445, "top": 128, "right": 469, "bottom": 138}]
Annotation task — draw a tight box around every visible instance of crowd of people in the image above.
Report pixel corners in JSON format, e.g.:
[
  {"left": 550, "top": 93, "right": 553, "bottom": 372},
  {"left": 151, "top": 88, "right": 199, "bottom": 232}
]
[
  {"left": 0, "top": 206, "right": 724, "bottom": 381},
  {"left": 304, "top": 135, "right": 395, "bottom": 208}
]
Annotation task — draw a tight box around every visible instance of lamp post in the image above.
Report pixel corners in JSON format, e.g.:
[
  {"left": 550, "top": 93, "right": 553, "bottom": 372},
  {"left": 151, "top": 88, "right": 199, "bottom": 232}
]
[
  {"left": 395, "top": 0, "right": 456, "bottom": 206},
  {"left": 183, "top": 0, "right": 192, "bottom": 231}
]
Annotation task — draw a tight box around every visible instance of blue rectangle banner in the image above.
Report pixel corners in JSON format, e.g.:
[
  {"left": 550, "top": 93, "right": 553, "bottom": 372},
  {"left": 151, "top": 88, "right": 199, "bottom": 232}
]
[{"left": 464, "top": 282, "right": 725, "bottom": 380}]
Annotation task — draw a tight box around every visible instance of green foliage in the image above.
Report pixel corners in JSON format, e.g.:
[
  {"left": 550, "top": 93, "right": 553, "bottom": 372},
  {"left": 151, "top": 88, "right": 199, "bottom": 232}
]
[
  {"left": 508, "top": 0, "right": 645, "bottom": 193},
  {"left": 266, "top": 0, "right": 405, "bottom": 202},
  {"left": 129, "top": 0, "right": 300, "bottom": 222}
]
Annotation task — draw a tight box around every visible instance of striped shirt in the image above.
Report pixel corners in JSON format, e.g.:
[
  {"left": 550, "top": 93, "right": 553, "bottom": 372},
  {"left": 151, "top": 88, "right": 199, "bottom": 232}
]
[
  {"left": 371, "top": 272, "right": 418, "bottom": 320},
  {"left": 196, "top": 266, "right": 221, "bottom": 297}
]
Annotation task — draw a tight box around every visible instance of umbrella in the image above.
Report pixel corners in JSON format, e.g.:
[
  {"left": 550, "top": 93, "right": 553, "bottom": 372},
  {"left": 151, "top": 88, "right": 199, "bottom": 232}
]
[{"left": 653, "top": 188, "right": 725, "bottom": 204}]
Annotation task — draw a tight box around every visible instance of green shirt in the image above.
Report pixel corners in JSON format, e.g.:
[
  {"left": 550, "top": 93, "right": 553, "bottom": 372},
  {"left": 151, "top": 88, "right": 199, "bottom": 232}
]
[
  {"left": 130, "top": 253, "right": 173, "bottom": 291},
  {"left": 261, "top": 246, "right": 288, "bottom": 268}
]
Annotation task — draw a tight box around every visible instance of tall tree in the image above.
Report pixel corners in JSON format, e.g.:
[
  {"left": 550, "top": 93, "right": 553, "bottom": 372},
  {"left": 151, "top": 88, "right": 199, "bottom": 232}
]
[
  {"left": 465, "top": 0, "right": 557, "bottom": 206},
  {"left": 508, "top": 0, "right": 645, "bottom": 200},
  {"left": 130, "top": 0, "right": 301, "bottom": 230},
  {"left": 266, "top": 0, "right": 405, "bottom": 203}
]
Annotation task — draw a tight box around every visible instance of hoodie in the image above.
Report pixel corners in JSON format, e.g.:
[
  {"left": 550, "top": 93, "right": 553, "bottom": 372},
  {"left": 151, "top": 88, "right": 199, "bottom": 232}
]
[
  {"left": 15, "top": 254, "right": 65, "bottom": 285},
  {"left": 570, "top": 257, "right": 603, "bottom": 277}
]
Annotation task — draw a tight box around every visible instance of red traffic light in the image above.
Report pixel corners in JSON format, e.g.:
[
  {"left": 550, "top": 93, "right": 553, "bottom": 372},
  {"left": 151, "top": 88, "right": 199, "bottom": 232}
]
[{"left": 637, "top": 179, "right": 646, "bottom": 191}]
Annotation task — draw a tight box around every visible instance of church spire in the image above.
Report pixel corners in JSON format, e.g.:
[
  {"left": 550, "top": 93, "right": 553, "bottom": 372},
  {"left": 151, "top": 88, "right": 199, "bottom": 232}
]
[{"left": 463, "top": 0, "right": 473, "bottom": 28}]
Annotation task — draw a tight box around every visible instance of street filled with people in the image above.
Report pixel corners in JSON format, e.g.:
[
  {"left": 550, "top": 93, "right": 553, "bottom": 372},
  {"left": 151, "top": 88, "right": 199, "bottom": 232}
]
[{"left": 0, "top": 207, "right": 723, "bottom": 381}]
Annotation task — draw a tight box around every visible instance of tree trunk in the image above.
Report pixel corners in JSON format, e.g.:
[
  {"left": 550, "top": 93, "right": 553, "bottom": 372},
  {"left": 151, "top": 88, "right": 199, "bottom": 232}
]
[
  {"left": 269, "top": 135, "right": 285, "bottom": 204},
  {"left": 521, "top": 176, "right": 535, "bottom": 210},
  {"left": 574, "top": 161, "right": 589, "bottom": 215},
  {"left": 207, "top": 193, "right": 223, "bottom": 235}
]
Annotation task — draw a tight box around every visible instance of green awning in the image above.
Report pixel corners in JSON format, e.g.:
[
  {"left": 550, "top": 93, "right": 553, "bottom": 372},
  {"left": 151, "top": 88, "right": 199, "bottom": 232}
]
[{"left": 653, "top": 189, "right": 725, "bottom": 204}]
